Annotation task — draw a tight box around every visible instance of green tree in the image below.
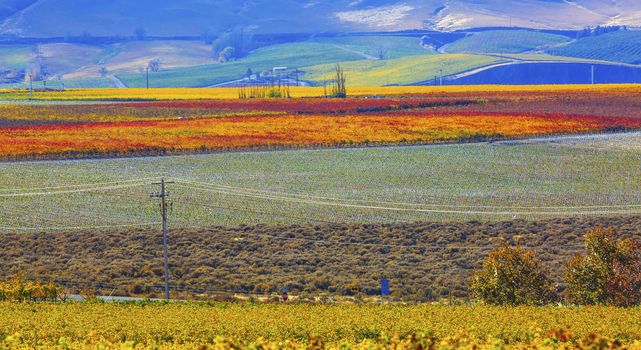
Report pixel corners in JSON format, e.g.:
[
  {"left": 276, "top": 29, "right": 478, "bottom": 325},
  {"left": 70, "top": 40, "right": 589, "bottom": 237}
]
[
  {"left": 218, "top": 47, "right": 235, "bottom": 63},
  {"left": 471, "top": 242, "right": 555, "bottom": 306},
  {"left": 134, "top": 27, "right": 146, "bottom": 40},
  {"left": 565, "top": 227, "right": 641, "bottom": 306},
  {"left": 148, "top": 59, "right": 161, "bottom": 72}
]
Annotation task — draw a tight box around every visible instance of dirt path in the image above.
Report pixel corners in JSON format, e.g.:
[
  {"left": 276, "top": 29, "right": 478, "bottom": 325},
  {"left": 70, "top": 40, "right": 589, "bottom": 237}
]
[
  {"left": 332, "top": 44, "right": 379, "bottom": 60},
  {"left": 108, "top": 75, "right": 127, "bottom": 88},
  {"left": 494, "top": 131, "right": 641, "bottom": 145},
  {"left": 208, "top": 77, "right": 310, "bottom": 88}
]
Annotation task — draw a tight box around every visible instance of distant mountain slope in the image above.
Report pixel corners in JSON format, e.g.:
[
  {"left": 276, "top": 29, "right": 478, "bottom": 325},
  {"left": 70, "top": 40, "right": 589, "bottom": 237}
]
[
  {"left": 2, "top": 0, "right": 641, "bottom": 37},
  {"left": 547, "top": 31, "right": 641, "bottom": 64},
  {"left": 0, "top": 0, "right": 435, "bottom": 37},
  {"left": 426, "top": 0, "right": 641, "bottom": 31},
  {"left": 0, "top": 0, "right": 36, "bottom": 22}
]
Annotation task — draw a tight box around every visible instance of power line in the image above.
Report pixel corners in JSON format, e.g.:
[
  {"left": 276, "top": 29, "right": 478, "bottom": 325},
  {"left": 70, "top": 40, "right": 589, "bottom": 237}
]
[
  {"left": 0, "top": 177, "right": 158, "bottom": 192},
  {"left": 175, "top": 178, "right": 641, "bottom": 210},
  {"left": 0, "top": 222, "right": 160, "bottom": 232},
  {"left": 151, "top": 177, "right": 173, "bottom": 300},
  {"left": 173, "top": 183, "right": 641, "bottom": 216},
  {"left": 0, "top": 183, "right": 149, "bottom": 198}
]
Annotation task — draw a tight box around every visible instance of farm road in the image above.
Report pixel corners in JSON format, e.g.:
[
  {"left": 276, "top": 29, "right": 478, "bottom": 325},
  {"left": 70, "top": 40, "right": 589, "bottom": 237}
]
[
  {"left": 332, "top": 44, "right": 379, "bottom": 60},
  {"left": 108, "top": 75, "right": 127, "bottom": 88}
]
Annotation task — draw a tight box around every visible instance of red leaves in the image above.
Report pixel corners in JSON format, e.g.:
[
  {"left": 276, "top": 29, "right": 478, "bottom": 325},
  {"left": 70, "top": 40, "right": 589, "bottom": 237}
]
[
  {"left": 3, "top": 89, "right": 641, "bottom": 160},
  {"left": 97, "top": 97, "right": 474, "bottom": 114}
]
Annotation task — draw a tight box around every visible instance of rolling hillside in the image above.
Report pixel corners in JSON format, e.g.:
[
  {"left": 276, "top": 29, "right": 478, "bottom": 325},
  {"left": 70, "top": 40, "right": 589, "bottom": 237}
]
[
  {"left": 302, "top": 54, "right": 506, "bottom": 86},
  {"left": 547, "top": 31, "right": 641, "bottom": 64},
  {"left": 0, "top": 35, "right": 439, "bottom": 88},
  {"left": 117, "top": 41, "right": 366, "bottom": 88},
  {"left": 315, "top": 36, "right": 436, "bottom": 59},
  {"left": 1, "top": 29, "right": 640, "bottom": 88},
  {"left": 109, "top": 36, "right": 435, "bottom": 88},
  {"left": 0, "top": 44, "right": 31, "bottom": 70},
  {"left": 441, "top": 30, "right": 571, "bottom": 54},
  {"left": 0, "top": 0, "right": 35, "bottom": 22},
  {"left": 62, "top": 41, "right": 215, "bottom": 79}
]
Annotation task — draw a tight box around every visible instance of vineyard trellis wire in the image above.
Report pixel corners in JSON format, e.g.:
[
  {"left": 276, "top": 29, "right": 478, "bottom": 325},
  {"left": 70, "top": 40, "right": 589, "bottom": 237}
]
[
  {"left": 1, "top": 179, "right": 641, "bottom": 234},
  {"left": 4, "top": 139, "right": 641, "bottom": 226},
  {"left": 3, "top": 172, "right": 641, "bottom": 232},
  {"left": 0, "top": 174, "right": 625, "bottom": 241},
  {"left": 2, "top": 139, "right": 641, "bottom": 298},
  {"left": 172, "top": 181, "right": 641, "bottom": 215}
]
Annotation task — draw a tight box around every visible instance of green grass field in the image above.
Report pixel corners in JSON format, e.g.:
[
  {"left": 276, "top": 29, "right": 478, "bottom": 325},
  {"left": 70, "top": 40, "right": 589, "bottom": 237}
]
[
  {"left": 315, "top": 35, "right": 436, "bottom": 59},
  {"left": 0, "top": 44, "right": 32, "bottom": 70},
  {"left": 496, "top": 53, "right": 611, "bottom": 63},
  {"left": 4, "top": 37, "right": 429, "bottom": 89},
  {"left": 547, "top": 31, "right": 641, "bottom": 64},
  {"left": 302, "top": 54, "right": 506, "bottom": 85},
  {"left": 39, "top": 43, "right": 116, "bottom": 76},
  {"left": 0, "top": 37, "right": 515, "bottom": 88},
  {"left": 1, "top": 32, "right": 638, "bottom": 89},
  {"left": 2, "top": 134, "right": 641, "bottom": 230},
  {"left": 2, "top": 76, "right": 117, "bottom": 89},
  {"left": 117, "top": 41, "right": 367, "bottom": 88},
  {"left": 442, "top": 30, "right": 570, "bottom": 54}
]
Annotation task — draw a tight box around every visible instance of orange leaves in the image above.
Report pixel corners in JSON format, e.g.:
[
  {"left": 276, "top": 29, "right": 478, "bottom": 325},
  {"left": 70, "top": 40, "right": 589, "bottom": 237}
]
[
  {"left": 0, "top": 112, "right": 636, "bottom": 159},
  {"left": 3, "top": 87, "right": 641, "bottom": 160}
]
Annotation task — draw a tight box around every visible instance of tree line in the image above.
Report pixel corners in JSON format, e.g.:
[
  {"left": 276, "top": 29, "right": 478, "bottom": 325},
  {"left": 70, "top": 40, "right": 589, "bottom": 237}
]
[{"left": 576, "top": 26, "right": 628, "bottom": 39}]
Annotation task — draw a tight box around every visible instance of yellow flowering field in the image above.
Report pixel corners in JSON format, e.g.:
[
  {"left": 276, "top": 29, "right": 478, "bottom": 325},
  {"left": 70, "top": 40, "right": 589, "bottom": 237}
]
[
  {"left": 1, "top": 302, "right": 641, "bottom": 349},
  {"left": 2, "top": 84, "right": 641, "bottom": 101}
]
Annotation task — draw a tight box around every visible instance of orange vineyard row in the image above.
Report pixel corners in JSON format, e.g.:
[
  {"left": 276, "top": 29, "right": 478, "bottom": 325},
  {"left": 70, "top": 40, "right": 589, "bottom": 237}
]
[{"left": 2, "top": 112, "right": 640, "bottom": 159}]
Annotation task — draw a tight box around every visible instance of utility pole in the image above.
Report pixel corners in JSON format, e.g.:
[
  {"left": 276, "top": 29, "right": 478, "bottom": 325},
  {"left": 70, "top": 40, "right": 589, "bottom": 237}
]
[
  {"left": 295, "top": 68, "right": 299, "bottom": 86},
  {"left": 151, "top": 178, "right": 174, "bottom": 300},
  {"left": 28, "top": 74, "right": 33, "bottom": 100},
  {"left": 439, "top": 69, "right": 443, "bottom": 86},
  {"left": 146, "top": 67, "right": 150, "bottom": 89},
  {"left": 591, "top": 65, "right": 595, "bottom": 85}
]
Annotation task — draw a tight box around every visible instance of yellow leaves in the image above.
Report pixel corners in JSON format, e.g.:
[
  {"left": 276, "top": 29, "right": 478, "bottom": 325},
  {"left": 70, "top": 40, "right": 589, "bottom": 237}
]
[
  {"left": 1, "top": 303, "right": 641, "bottom": 348},
  {"left": 2, "top": 332, "right": 21, "bottom": 345},
  {"left": 0, "top": 276, "right": 61, "bottom": 302},
  {"left": 2, "top": 85, "right": 641, "bottom": 101}
]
